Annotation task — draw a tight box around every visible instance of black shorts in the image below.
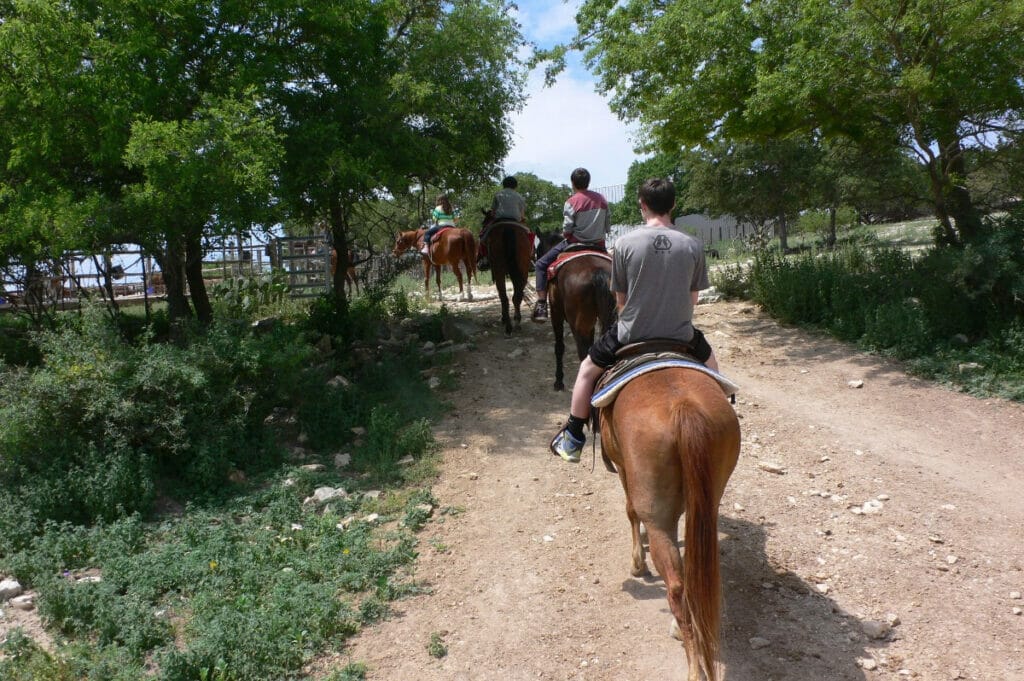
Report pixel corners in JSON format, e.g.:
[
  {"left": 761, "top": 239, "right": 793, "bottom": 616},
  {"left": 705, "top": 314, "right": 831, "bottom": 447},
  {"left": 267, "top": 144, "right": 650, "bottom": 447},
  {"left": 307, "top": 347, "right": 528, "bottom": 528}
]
[{"left": 588, "top": 326, "right": 712, "bottom": 368}]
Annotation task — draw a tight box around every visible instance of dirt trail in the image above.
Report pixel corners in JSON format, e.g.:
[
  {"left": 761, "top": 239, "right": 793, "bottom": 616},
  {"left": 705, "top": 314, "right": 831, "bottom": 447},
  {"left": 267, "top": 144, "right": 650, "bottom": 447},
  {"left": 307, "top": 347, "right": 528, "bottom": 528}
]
[{"left": 337, "top": 292, "right": 1024, "bottom": 681}]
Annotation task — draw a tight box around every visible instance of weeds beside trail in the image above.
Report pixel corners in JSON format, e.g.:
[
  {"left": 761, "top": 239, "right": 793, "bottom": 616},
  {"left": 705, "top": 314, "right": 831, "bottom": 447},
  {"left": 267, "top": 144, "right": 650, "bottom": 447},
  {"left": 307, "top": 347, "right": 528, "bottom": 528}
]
[
  {"left": 0, "top": 288, "right": 454, "bottom": 681},
  {"left": 711, "top": 210, "right": 1024, "bottom": 402}
]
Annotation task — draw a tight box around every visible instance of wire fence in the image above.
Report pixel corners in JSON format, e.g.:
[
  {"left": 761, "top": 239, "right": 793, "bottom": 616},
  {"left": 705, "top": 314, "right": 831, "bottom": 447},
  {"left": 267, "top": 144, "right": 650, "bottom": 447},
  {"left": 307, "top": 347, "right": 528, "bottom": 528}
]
[{"left": 0, "top": 234, "right": 413, "bottom": 316}]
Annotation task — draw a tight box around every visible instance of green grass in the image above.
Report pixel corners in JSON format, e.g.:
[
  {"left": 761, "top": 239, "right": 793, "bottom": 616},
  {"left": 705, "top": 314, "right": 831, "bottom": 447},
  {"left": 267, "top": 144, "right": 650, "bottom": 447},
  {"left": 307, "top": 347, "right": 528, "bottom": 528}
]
[
  {"left": 0, "top": 294, "right": 456, "bottom": 680},
  {"left": 1, "top": 478, "right": 438, "bottom": 681}
]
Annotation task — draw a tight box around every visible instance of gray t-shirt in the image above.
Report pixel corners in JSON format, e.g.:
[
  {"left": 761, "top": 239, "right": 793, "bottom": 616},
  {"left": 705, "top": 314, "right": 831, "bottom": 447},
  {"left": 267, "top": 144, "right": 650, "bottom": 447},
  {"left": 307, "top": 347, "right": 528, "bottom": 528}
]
[
  {"left": 492, "top": 188, "right": 526, "bottom": 221},
  {"left": 612, "top": 226, "right": 709, "bottom": 344}
]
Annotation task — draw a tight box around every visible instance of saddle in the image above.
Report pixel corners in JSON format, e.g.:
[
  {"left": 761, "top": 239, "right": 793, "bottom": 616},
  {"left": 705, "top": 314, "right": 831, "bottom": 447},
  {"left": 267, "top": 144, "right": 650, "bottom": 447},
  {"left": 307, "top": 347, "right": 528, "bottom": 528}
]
[
  {"left": 422, "top": 227, "right": 454, "bottom": 256},
  {"left": 590, "top": 343, "right": 740, "bottom": 474},
  {"left": 546, "top": 247, "right": 611, "bottom": 282},
  {"left": 592, "top": 343, "right": 739, "bottom": 409}
]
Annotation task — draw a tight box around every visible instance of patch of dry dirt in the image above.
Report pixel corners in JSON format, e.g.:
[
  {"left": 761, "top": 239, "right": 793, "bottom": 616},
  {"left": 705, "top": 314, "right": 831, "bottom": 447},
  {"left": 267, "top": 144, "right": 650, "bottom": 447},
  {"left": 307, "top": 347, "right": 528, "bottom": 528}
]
[{"left": 335, "top": 290, "right": 1024, "bottom": 681}]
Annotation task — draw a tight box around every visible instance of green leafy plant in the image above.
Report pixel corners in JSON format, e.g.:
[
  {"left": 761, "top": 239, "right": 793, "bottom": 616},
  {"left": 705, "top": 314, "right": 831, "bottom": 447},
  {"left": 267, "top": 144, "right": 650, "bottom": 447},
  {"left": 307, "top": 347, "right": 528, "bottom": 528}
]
[{"left": 427, "top": 631, "right": 447, "bottom": 659}]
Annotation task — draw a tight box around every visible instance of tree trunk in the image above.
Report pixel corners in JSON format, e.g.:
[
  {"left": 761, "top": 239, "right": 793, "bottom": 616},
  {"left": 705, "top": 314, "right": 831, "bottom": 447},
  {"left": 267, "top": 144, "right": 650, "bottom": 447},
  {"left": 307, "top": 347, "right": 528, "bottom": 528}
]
[
  {"left": 328, "top": 195, "right": 350, "bottom": 314},
  {"left": 185, "top": 232, "right": 213, "bottom": 325},
  {"left": 826, "top": 205, "right": 837, "bottom": 249},
  {"left": 938, "top": 138, "right": 982, "bottom": 243},
  {"left": 154, "top": 241, "right": 193, "bottom": 324},
  {"left": 777, "top": 214, "right": 790, "bottom": 252}
]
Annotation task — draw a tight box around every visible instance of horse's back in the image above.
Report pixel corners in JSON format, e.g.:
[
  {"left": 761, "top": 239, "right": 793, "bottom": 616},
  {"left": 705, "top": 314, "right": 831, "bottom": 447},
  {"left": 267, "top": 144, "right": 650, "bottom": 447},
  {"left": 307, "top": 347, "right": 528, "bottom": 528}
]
[
  {"left": 603, "top": 368, "right": 739, "bottom": 479},
  {"left": 486, "top": 221, "right": 531, "bottom": 277}
]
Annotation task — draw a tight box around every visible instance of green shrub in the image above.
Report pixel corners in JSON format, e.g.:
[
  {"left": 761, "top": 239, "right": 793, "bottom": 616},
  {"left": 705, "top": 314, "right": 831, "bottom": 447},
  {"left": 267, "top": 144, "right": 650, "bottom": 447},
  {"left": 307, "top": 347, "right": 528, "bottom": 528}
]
[
  {"left": 0, "top": 307, "right": 319, "bottom": 539},
  {"left": 355, "top": 408, "right": 434, "bottom": 484},
  {"left": 861, "top": 299, "right": 933, "bottom": 359}
]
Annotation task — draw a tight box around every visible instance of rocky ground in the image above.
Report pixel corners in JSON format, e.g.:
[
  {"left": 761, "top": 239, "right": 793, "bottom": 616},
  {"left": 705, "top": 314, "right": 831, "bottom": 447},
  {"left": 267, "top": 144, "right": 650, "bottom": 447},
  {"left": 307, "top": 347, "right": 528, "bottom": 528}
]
[{"left": 334, "top": 286, "right": 1024, "bottom": 681}]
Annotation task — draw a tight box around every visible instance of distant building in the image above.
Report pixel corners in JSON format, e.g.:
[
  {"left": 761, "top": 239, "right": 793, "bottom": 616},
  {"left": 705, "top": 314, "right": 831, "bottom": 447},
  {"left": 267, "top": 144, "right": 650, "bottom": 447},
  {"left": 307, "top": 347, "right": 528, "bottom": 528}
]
[
  {"left": 608, "top": 213, "right": 767, "bottom": 250},
  {"left": 674, "top": 213, "right": 766, "bottom": 246}
]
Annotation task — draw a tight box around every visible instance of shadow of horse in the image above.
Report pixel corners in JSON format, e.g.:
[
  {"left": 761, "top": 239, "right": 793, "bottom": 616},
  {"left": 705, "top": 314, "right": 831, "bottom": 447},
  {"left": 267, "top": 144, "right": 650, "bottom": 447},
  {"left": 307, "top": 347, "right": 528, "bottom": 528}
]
[
  {"left": 615, "top": 512, "right": 882, "bottom": 680},
  {"left": 546, "top": 250, "right": 616, "bottom": 390},
  {"left": 393, "top": 228, "right": 477, "bottom": 302},
  {"left": 480, "top": 209, "right": 533, "bottom": 336}
]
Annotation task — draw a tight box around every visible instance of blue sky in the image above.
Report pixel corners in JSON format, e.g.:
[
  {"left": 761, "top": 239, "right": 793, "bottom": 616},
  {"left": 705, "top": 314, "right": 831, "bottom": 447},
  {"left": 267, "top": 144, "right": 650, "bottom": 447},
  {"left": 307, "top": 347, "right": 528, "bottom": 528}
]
[{"left": 502, "top": 1, "right": 641, "bottom": 189}]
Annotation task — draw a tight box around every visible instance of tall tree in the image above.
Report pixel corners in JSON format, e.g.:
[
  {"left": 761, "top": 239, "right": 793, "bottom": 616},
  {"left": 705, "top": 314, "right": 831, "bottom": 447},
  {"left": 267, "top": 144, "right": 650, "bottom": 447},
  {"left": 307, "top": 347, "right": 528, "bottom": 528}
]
[
  {"left": 1, "top": 0, "right": 527, "bottom": 323},
  {"left": 686, "top": 137, "right": 817, "bottom": 251},
  {"left": 566, "top": 0, "right": 1024, "bottom": 245},
  {"left": 274, "top": 0, "right": 527, "bottom": 310},
  {"left": 0, "top": 0, "right": 283, "bottom": 325}
]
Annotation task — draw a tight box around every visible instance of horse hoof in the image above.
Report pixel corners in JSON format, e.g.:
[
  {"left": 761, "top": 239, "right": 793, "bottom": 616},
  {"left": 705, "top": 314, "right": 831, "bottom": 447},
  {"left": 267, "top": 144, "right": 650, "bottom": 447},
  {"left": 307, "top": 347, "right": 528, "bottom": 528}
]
[
  {"left": 631, "top": 565, "right": 650, "bottom": 578},
  {"left": 553, "top": 382, "right": 564, "bottom": 391}
]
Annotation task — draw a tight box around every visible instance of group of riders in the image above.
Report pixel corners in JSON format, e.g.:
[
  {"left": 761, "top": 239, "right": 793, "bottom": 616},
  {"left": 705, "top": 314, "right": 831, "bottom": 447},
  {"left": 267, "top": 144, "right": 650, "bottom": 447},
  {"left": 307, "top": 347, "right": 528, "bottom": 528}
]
[{"left": 422, "top": 168, "right": 718, "bottom": 464}]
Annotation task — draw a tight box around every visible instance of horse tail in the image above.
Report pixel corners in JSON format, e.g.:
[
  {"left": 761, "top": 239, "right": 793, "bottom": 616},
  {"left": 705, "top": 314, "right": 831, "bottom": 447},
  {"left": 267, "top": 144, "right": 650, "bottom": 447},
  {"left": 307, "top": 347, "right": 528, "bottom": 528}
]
[
  {"left": 503, "top": 224, "right": 526, "bottom": 289},
  {"left": 591, "top": 267, "right": 616, "bottom": 333},
  {"left": 676, "top": 404, "right": 722, "bottom": 681}
]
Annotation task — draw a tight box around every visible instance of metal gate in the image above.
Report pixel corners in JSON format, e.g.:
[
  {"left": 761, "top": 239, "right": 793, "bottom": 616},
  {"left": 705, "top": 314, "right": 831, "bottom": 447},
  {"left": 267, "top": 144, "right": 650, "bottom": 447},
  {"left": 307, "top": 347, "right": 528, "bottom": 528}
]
[{"left": 272, "top": 236, "right": 333, "bottom": 298}]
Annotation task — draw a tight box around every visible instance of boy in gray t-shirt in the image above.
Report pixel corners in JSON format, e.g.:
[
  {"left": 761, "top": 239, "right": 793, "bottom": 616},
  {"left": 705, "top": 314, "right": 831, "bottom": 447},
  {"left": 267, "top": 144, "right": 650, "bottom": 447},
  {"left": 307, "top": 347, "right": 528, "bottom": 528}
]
[{"left": 550, "top": 178, "right": 719, "bottom": 463}]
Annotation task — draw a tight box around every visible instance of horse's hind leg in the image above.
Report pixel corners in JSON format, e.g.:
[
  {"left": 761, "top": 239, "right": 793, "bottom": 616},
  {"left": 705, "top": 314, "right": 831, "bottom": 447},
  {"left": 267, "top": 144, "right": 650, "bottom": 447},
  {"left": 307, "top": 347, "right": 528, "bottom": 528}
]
[
  {"left": 453, "top": 263, "right": 465, "bottom": 301},
  {"left": 462, "top": 256, "right": 473, "bottom": 299},
  {"left": 497, "top": 276, "right": 512, "bottom": 336},
  {"left": 552, "top": 301, "right": 566, "bottom": 391},
  {"left": 511, "top": 274, "right": 525, "bottom": 330},
  {"left": 620, "top": 471, "right": 648, "bottom": 576},
  {"left": 648, "top": 525, "right": 705, "bottom": 681}
]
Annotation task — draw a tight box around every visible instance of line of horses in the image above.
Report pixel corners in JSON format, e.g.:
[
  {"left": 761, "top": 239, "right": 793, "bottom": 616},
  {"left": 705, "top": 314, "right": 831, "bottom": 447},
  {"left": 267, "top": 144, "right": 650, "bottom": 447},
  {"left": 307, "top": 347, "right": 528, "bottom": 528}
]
[{"left": 389, "top": 213, "right": 740, "bottom": 680}]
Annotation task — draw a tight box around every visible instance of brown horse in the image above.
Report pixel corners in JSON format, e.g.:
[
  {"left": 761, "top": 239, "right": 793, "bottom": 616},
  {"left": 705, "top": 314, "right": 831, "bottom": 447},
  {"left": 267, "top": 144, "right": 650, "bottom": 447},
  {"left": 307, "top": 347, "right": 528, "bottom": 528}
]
[
  {"left": 547, "top": 251, "right": 616, "bottom": 390},
  {"left": 393, "top": 228, "right": 477, "bottom": 302},
  {"left": 330, "top": 248, "right": 360, "bottom": 297},
  {"left": 480, "top": 209, "right": 534, "bottom": 336},
  {"left": 599, "top": 368, "right": 740, "bottom": 681}
]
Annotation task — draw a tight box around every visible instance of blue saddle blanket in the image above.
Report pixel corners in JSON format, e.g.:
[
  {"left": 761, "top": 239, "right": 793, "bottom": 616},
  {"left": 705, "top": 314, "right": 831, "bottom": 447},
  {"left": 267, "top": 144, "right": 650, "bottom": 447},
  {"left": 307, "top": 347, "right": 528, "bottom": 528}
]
[{"left": 591, "top": 357, "right": 740, "bottom": 409}]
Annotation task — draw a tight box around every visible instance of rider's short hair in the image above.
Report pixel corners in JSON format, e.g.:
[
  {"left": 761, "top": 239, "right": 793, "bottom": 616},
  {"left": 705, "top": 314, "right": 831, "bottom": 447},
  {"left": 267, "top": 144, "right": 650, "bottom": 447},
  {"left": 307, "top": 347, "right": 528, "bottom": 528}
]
[
  {"left": 570, "top": 168, "right": 591, "bottom": 190},
  {"left": 638, "top": 178, "right": 675, "bottom": 216},
  {"left": 502, "top": 176, "right": 518, "bottom": 189}
]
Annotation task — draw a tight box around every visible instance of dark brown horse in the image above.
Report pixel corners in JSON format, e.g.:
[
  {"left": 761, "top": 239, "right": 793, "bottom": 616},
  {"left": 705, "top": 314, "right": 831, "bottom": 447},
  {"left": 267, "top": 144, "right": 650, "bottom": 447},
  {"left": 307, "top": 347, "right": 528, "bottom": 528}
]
[
  {"left": 393, "top": 228, "right": 477, "bottom": 302},
  {"left": 547, "top": 251, "right": 616, "bottom": 390},
  {"left": 599, "top": 368, "right": 740, "bottom": 681},
  {"left": 480, "top": 209, "right": 534, "bottom": 335}
]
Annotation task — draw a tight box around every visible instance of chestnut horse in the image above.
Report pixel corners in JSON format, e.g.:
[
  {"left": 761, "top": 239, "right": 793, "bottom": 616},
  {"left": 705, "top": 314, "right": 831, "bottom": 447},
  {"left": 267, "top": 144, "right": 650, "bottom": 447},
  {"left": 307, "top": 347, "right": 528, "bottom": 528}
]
[
  {"left": 599, "top": 368, "right": 740, "bottom": 681},
  {"left": 547, "top": 251, "right": 616, "bottom": 390},
  {"left": 480, "top": 209, "right": 534, "bottom": 336},
  {"left": 393, "top": 228, "right": 477, "bottom": 302},
  {"left": 330, "top": 248, "right": 360, "bottom": 297}
]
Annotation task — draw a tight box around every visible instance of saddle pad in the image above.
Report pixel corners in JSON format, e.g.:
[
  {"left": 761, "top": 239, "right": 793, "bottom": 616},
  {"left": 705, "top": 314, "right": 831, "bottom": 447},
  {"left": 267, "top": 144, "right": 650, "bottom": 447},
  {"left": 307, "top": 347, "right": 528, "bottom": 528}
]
[
  {"left": 591, "top": 354, "right": 739, "bottom": 408},
  {"left": 547, "top": 250, "right": 612, "bottom": 281}
]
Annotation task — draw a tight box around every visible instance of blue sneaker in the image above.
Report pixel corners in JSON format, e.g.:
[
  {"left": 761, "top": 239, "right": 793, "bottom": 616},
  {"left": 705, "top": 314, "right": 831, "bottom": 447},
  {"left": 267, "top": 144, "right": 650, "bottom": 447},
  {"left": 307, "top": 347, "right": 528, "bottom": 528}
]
[{"left": 550, "top": 427, "right": 584, "bottom": 463}]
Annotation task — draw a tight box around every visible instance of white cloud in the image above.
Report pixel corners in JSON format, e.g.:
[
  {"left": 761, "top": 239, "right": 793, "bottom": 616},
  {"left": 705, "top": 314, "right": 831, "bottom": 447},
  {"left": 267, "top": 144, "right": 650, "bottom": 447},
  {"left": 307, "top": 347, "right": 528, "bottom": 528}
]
[
  {"left": 518, "top": 1, "right": 578, "bottom": 45},
  {"left": 504, "top": 68, "right": 640, "bottom": 190}
]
